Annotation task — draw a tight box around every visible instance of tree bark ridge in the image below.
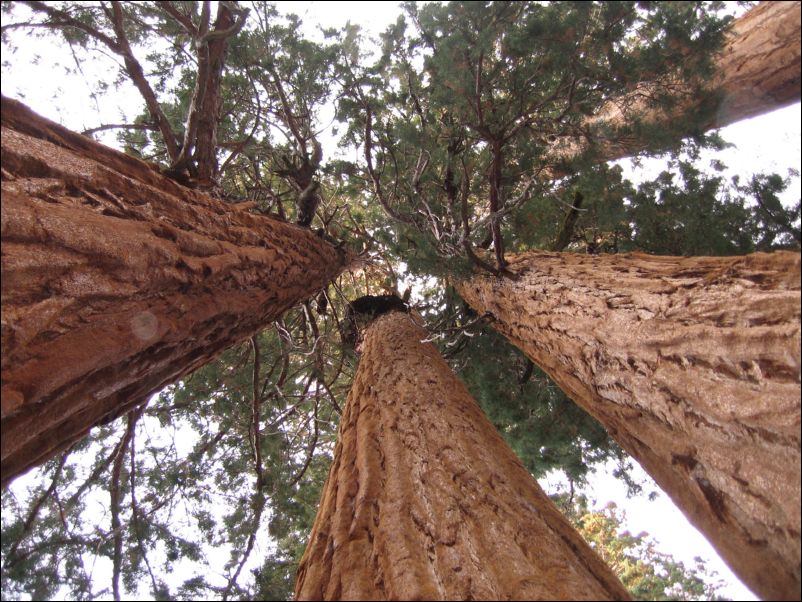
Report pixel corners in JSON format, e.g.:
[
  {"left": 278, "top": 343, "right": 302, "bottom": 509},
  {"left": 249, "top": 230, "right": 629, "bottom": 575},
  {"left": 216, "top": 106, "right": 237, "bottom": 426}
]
[
  {"left": 1, "top": 96, "right": 348, "bottom": 487},
  {"left": 457, "top": 250, "right": 801, "bottom": 601},
  {"left": 295, "top": 311, "right": 631, "bottom": 601}
]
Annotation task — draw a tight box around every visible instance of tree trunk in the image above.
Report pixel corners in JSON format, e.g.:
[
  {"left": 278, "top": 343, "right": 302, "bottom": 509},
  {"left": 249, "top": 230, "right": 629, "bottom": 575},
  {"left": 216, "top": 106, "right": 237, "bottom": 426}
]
[
  {"left": 0, "top": 96, "right": 348, "bottom": 487},
  {"left": 712, "top": 0, "right": 801, "bottom": 126},
  {"left": 457, "top": 250, "right": 801, "bottom": 601},
  {"left": 294, "top": 311, "right": 631, "bottom": 601},
  {"left": 547, "top": 0, "right": 802, "bottom": 167}
]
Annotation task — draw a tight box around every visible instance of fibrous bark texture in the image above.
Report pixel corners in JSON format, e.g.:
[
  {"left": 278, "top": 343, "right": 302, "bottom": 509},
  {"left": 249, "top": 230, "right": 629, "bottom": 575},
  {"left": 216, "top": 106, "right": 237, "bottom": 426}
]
[
  {"left": 548, "top": 1, "right": 802, "bottom": 166},
  {"left": 0, "top": 96, "right": 348, "bottom": 487},
  {"left": 457, "top": 250, "right": 801, "bottom": 601},
  {"left": 295, "top": 311, "right": 631, "bottom": 601},
  {"left": 714, "top": 1, "right": 801, "bottom": 126}
]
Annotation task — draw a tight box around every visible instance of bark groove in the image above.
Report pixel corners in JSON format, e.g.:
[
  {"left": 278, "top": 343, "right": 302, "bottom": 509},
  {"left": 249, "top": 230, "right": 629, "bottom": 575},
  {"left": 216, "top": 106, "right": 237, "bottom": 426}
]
[
  {"left": 295, "top": 312, "right": 631, "bottom": 601},
  {"left": 1, "top": 96, "right": 348, "bottom": 486},
  {"left": 458, "top": 250, "right": 801, "bottom": 601}
]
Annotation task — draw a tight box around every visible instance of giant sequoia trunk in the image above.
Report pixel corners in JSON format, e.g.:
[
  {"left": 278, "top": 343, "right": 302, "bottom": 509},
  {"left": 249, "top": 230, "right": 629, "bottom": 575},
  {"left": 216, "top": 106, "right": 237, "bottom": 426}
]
[
  {"left": 548, "top": 0, "right": 801, "bottom": 167},
  {"left": 703, "top": 0, "right": 800, "bottom": 126},
  {"left": 295, "top": 310, "right": 631, "bottom": 601},
  {"left": 0, "top": 96, "right": 348, "bottom": 487},
  {"left": 457, "top": 251, "right": 801, "bottom": 601}
]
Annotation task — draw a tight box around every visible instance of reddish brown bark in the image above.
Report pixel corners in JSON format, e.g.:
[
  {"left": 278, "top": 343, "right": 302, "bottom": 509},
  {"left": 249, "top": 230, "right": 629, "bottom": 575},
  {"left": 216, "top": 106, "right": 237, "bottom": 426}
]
[
  {"left": 457, "top": 250, "right": 801, "bottom": 601},
  {"left": 0, "top": 96, "right": 348, "bottom": 487},
  {"left": 547, "top": 1, "right": 802, "bottom": 167},
  {"left": 295, "top": 311, "right": 631, "bottom": 601},
  {"left": 183, "top": 3, "right": 234, "bottom": 186}
]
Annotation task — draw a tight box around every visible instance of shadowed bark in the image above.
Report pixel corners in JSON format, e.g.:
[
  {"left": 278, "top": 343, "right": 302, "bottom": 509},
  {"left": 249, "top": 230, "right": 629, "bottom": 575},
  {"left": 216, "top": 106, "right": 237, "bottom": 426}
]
[
  {"left": 295, "top": 310, "right": 631, "bottom": 601},
  {"left": 457, "top": 250, "right": 801, "bottom": 601},
  {"left": 1, "top": 96, "right": 348, "bottom": 487}
]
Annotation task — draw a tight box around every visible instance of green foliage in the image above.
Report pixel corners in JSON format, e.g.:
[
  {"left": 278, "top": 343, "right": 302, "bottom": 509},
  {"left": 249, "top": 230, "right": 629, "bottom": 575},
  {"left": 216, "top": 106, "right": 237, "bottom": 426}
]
[
  {"left": 553, "top": 495, "right": 727, "bottom": 601},
  {"left": 332, "top": 0, "right": 737, "bottom": 272},
  {"left": 625, "top": 160, "right": 800, "bottom": 256},
  {"left": 456, "top": 328, "right": 627, "bottom": 483},
  {"left": 515, "top": 143, "right": 801, "bottom": 256}
]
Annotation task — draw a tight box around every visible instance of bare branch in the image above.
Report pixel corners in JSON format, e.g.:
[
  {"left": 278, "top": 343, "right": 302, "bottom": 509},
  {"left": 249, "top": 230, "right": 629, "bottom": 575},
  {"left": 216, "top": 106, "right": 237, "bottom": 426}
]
[
  {"left": 158, "top": 2, "right": 198, "bottom": 37},
  {"left": 82, "top": 122, "right": 157, "bottom": 136},
  {"left": 18, "top": 1, "right": 120, "bottom": 50},
  {"left": 110, "top": 404, "right": 145, "bottom": 602}
]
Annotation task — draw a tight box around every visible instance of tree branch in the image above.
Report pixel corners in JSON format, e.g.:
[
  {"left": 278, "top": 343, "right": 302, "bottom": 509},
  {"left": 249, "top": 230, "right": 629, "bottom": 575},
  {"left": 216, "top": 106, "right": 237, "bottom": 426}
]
[
  {"left": 5, "top": 450, "right": 70, "bottom": 563},
  {"left": 552, "top": 191, "right": 585, "bottom": 251},
  {"left": 107, "top": 1, "right": 181, "bottom": 161},
  {"left": 289, "top": 393, "right": 320, "bottom": 488},
  {"left": 18, "top": 1, "right": 121, "bottom": 50},
  {"left": 250, "top": 335, "right": 265, "bottom": 492},
  {"left": 157, "top": 2, "right": 198, "bottom": 37},
  {"left": 220, "top": 336, "right": 267, "bottom": 600},
  {"left": 110, "top": 404, "right": 144, "bottom": 602},
  {"left": 364, "top": 106, "right": 414, "bottom": 224},
  {"left": 82, "top": 122, "right": 157, "bottom": 136},
  {"left": 128, "top": 409, "right": 161, "bottom": 598}
]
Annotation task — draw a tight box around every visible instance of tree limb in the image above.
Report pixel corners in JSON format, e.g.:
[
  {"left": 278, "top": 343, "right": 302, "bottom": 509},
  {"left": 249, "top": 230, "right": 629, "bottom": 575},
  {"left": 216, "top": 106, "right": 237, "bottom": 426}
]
[
  {"left": 107, "top": 1, "right": 181, "bottom": 161},
  {"left": 82, "top": 122, "right": 157, "bottom": 136},
  {"left": 158, "top": 2, "right": 198, "bottom": 37},
  {"left": 552, "top": 191, "right": 585, "bottom": 252},
  {"left": 5, "top": 450, "right": 70, "bottom": 563},
  {"left": 128, "top": 409, "right": 161, "bottom": 598},
  {"left": 18, "top": 1, "right": 120, "bottom": 50},
  {"left": 110, "top": 404, "right": 145, "bottom": 602}
]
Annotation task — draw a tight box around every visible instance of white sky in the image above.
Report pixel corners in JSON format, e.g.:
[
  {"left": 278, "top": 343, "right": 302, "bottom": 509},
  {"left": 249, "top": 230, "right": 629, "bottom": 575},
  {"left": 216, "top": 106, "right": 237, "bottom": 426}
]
[{"left": 2, "top": 2, "right": 800, "bottom": 600}]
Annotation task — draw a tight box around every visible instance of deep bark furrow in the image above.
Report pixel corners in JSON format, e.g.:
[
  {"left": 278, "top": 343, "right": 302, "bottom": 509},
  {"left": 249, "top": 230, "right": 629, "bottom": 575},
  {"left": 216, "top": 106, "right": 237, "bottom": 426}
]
[
  {"left": 295, "top": 312, "right": 631, "bottom": 601},
  {"left": 458, "top": 250, "right": 801, "bottom": 601},
  {"left": 1, "top": 97, "right": 348, "bottom": 486}
]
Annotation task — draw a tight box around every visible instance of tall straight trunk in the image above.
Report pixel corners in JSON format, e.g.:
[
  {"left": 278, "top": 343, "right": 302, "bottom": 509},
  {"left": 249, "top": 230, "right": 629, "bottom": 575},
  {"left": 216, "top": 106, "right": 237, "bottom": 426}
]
[
  {"left": 295, "top": 310, "right": 631, "bottom": 601},
  {"left": 547, "top": 0, "right": 801, "bottom": 167},
  {"left": 711, "top": 0, "right": 801, "bottom": 126},
  {"left": 457, "top": 250, "right": 801, "bottom": 601},
  {"left": 0, "top": 96, "right": 348, "bottom": 487}
]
